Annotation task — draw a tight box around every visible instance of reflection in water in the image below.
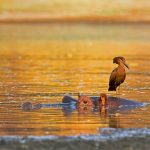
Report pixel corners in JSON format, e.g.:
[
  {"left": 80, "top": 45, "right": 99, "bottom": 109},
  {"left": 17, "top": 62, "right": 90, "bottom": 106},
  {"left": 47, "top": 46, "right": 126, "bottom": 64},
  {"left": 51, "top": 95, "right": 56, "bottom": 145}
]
[
  {"left": 78, "top": 105, "right": 93, "bottom": 114},
  {"left": 109, "top": 114, "right": 121, "bottom": 128},
  {"left": 0, "top": 23, "right": 150, "bottom": 136},
  {"left": 100, "top": 106, "right": 109, "bottom": 117},
  {"left": 19, "top": 94, "right": 148, "bottom": 135}
]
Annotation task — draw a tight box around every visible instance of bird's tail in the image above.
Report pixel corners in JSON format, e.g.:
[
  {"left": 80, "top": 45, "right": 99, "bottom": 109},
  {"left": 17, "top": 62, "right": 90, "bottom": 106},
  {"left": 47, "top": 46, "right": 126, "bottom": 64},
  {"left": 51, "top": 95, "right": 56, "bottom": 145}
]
[{"left": 108, "top": 86, "right": 116, "bottom": 91}]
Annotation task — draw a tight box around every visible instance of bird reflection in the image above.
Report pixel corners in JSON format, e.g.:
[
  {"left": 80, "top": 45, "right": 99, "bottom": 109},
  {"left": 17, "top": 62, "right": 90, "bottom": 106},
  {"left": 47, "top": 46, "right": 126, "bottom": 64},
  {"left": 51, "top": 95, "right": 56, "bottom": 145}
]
[
  {"left": 109, "top": 114, "right": 121, "bottom": 128},
  {"left": 99, "top": 106, "right": 109, "bottom": 117}
]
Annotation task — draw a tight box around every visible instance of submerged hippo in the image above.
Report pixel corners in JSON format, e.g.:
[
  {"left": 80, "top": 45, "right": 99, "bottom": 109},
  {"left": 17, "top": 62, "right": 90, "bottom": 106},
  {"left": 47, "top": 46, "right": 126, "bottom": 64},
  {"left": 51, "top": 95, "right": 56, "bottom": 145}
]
[{"left": 21, "top": 93, "right": 146, "bottom": 113}]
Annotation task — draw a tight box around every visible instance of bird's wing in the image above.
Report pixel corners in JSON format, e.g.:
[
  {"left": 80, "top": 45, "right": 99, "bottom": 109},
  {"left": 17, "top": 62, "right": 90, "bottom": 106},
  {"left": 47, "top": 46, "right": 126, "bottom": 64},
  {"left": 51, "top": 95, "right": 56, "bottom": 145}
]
[
  {"left": 121, "top": 73, "right": 126, "bottom": 84},
  {"left": 109, "top": 69, "right": 117, "bottom": 86}
]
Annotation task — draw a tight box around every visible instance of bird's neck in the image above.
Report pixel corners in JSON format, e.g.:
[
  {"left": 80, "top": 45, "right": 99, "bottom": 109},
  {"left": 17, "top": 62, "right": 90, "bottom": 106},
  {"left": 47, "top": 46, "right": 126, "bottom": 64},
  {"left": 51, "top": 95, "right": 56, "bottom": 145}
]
[{"left": 118, "top": 62, "right": 125, "bottom": 69}]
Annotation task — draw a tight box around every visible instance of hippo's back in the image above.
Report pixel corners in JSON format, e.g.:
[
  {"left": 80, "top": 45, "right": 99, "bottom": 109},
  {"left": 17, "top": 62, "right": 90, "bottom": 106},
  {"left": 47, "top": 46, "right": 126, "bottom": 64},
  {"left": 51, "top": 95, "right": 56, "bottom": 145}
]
[{"left": 108, "top": 96, "right": 145, "bottom": 108}]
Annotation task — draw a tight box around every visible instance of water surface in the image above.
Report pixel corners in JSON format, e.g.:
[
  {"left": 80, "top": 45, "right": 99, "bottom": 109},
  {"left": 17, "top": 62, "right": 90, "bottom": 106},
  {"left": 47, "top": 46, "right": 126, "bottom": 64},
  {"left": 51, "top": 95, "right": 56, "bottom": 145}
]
[{"left": 0, "top": 23, "right": 150, "bottom": 136}]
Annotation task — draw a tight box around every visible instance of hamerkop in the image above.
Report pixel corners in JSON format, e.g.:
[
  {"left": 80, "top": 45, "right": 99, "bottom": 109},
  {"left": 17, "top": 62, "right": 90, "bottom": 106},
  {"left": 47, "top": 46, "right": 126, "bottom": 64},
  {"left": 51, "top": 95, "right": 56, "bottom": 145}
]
[{"left": 108, "top": 56, "right": 129, "bottom": 92}]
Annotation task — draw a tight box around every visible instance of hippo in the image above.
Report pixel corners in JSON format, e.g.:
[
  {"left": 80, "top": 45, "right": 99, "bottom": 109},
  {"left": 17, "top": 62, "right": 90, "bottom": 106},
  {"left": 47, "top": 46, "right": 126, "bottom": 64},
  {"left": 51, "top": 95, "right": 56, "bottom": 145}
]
[{"left": 21, "top": 93, "right": 147, "bottom": 114}]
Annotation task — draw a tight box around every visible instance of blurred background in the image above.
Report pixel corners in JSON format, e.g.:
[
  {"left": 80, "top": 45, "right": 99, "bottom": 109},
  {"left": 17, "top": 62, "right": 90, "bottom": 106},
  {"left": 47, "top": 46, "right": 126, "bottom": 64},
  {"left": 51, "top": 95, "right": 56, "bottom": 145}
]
[{"left": 0, "top": 0, "right": 150, "bottom": 23}]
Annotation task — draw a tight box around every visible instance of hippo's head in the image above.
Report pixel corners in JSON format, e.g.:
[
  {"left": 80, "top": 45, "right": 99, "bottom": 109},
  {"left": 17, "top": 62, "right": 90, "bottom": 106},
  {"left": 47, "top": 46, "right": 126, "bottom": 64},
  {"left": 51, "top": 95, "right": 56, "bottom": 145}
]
[
  {"left": 77, "top": 96, "right": 93, "bottom": 114},
  {"left": 77, "top": 96, "right": 93, "bottom": 107}
]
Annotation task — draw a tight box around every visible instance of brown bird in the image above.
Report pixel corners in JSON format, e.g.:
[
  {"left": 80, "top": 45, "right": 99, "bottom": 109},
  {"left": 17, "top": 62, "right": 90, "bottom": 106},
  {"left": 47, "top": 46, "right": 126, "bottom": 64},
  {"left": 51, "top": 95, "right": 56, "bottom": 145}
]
[{"left": 108, "top": 56, "right": 129, "bottom": 92}]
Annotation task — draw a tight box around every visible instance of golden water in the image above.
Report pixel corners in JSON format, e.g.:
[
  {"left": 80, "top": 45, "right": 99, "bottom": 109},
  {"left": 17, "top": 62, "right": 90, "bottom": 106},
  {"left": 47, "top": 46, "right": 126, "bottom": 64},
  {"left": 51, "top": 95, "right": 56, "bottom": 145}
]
[{"left": 0, "top": 23, "right": 150, "bottom": 136}]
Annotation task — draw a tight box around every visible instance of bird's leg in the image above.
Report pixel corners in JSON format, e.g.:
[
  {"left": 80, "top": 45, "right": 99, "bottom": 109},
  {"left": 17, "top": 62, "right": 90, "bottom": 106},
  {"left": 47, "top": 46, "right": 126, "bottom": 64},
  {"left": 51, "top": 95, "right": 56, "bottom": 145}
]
[
  {"left": 118, "top": 86, "right": 121, "bottom": 97},
  {"left": 115, "top": 87, "right": 120, "bottom": 97},
  {"left": 115, "top": 83, "right": 118, "bottom": 95}
]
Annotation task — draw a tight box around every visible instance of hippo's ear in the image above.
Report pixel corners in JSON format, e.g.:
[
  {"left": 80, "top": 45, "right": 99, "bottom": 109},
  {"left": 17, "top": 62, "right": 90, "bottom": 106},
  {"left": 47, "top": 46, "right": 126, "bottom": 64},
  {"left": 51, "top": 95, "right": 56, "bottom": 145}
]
[
  {"left": 22, "top": 102, "right": 33, "bottom": 111},
  {"left": 78, "top": 92, "right": 82, "bottom": 98},
  {"left": 98, "top": 97, "right": 102, "bottom": 104}
]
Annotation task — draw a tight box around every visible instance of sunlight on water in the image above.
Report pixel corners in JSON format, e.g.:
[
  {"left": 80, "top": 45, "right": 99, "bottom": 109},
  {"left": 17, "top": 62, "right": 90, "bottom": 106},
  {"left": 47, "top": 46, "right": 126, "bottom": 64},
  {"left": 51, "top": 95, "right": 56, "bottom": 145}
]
[{"left": 0, "top": 23, "right": 150, "bottom": 136}]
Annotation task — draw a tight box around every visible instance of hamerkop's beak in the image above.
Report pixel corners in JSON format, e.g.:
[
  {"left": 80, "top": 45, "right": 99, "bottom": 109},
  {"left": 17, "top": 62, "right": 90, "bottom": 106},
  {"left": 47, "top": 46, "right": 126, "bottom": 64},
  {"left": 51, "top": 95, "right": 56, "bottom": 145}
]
[
  {"left": 120, "top": 58, "right": 129, "bottom": 69},
  {"left": 124, "top": 62, "right": 129, "bottom": 69}
]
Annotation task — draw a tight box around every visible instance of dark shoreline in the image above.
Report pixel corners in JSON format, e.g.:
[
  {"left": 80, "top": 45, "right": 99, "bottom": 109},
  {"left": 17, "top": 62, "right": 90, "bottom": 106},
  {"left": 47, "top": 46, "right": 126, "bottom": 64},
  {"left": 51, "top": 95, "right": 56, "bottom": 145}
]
[{"left": 0, "top": 136, "right": 150, "bottom": 150}]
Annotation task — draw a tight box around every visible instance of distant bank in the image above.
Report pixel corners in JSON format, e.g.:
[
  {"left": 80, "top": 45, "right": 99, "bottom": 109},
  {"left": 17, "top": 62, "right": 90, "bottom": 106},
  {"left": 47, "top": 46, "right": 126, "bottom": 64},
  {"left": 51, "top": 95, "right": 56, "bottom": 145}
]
[{"left": 0, "top": 14, "right": 150, "bottom": 24}]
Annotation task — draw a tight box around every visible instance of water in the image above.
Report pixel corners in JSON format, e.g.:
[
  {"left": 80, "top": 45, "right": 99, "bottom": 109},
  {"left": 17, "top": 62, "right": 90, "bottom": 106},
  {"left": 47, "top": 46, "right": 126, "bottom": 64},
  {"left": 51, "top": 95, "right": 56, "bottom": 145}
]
[{"left": 0, "top": 23, "right": 150, "bottom": 137}]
